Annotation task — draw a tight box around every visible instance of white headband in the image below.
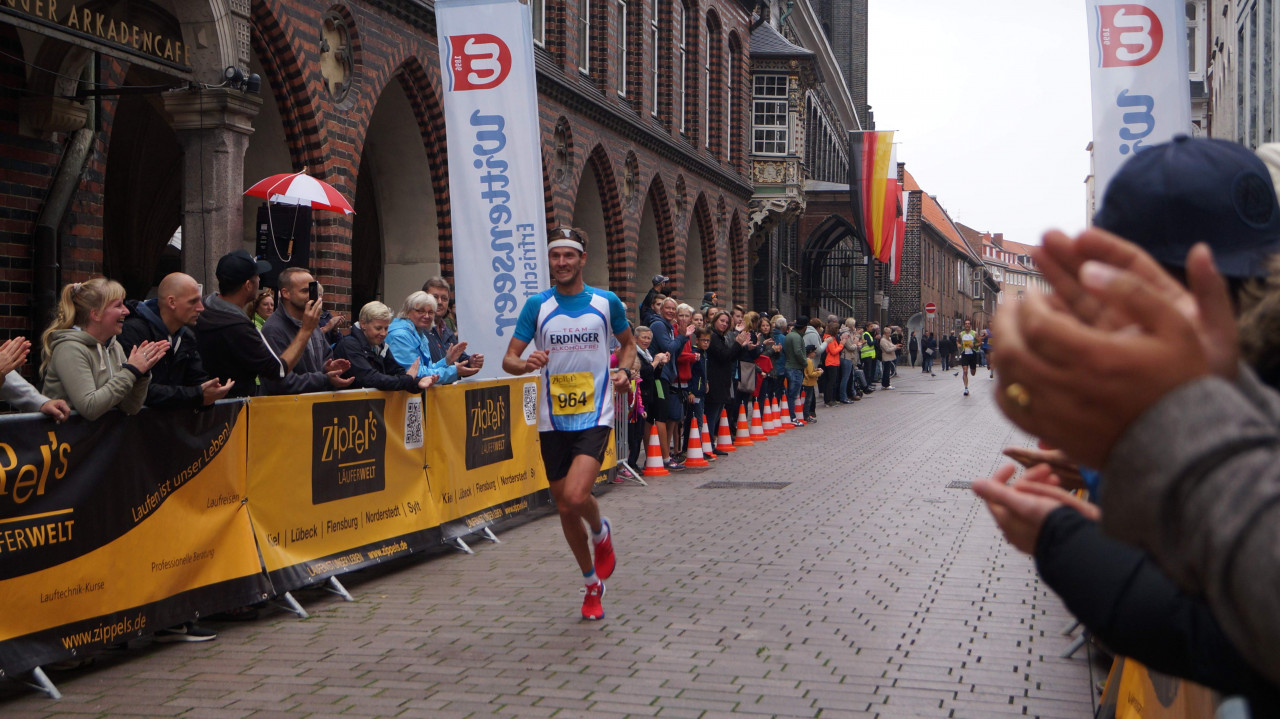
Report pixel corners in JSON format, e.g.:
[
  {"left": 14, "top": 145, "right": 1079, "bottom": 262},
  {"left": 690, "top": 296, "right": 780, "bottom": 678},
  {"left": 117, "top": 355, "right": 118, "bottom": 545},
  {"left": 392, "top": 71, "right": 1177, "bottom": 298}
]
[{"left": 547, "top": 236, "right": 584, "bottom": 252}]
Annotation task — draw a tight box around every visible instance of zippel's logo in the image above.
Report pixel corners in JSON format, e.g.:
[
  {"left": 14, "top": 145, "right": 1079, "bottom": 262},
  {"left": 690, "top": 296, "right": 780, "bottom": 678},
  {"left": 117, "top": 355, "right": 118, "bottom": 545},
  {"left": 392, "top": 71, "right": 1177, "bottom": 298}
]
[
  {"left": 448, "top": 33, "right": 512, "bottom": 91},
  {"left": 1096, "top": 5, "right": 1163, "bottom": 67}
]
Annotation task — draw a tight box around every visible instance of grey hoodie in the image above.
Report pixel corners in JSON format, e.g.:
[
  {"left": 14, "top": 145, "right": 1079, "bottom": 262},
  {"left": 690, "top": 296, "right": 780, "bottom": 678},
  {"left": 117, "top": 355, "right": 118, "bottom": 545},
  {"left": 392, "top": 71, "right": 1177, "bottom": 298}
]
[{"left": 42, "top": 329, "right": 148, "bottom": 420}]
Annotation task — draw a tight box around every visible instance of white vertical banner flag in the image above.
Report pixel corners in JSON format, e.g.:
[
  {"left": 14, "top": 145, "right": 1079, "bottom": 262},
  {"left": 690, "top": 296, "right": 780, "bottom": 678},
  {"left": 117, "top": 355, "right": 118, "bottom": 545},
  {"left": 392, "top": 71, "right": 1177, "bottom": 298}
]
[
  {"left": 437, "top": 0, "right": 548, "bottom": 380},
  {"left": 1085, "top": 0, "right": 1191, "bottom": 206}
]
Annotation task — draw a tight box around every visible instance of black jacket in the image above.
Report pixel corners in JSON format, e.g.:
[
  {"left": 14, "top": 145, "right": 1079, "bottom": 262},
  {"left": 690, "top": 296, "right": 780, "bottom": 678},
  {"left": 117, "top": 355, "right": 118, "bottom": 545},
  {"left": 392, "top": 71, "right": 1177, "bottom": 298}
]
[
  {"left": 196, "top": 294, "right": 286, "bottom": 398},
  {"left": 705, "top": 331, "right": 747, "bottom": 404},
  {"left": 333, "top": 326, "right": 419, "bottom": 392},
  {"left": 1036, "top": 507, "right": 1280, "bottom": 713},
  {"left": 119, "top": 299, "right": 211, "bottom": 409}
]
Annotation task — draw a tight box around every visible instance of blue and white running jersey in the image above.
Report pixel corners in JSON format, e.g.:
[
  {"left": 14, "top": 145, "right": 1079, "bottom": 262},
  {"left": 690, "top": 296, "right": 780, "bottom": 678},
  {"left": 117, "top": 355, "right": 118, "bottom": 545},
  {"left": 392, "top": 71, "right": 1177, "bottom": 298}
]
[{"left": 514, "top": 285, "right": 630, "bottom": 432}]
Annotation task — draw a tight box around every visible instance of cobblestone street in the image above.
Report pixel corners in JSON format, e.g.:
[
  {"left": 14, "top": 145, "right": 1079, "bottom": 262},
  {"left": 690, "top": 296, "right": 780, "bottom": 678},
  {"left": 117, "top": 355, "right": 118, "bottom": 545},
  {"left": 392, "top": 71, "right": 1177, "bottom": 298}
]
[{"left": 3, "top": 367, "right": 1096, "bottom": 718}]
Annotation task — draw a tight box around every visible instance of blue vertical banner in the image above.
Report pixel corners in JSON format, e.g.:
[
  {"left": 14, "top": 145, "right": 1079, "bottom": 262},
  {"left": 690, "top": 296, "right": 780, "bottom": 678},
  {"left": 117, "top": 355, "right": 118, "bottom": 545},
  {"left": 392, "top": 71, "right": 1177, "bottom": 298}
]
[
  {"left": 1086, "top": 1, "right": 1192, "bottom": 201},
  {"left": 437, "top": 0, "right": 550, "bottom": 380}
]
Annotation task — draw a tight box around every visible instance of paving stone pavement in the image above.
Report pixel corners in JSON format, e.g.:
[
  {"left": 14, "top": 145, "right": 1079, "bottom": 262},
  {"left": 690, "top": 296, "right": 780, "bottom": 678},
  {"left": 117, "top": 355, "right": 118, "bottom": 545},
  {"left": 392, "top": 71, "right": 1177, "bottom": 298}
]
[{"left": 2, "top": 367, "right": 1098, "bottom": 718}]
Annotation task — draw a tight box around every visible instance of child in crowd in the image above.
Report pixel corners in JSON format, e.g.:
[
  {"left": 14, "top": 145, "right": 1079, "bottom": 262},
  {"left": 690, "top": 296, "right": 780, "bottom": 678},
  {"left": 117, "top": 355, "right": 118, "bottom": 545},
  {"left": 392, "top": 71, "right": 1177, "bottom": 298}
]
[
  {"left": 689, "top": 327, "right": 711, "bottom": 440},
  {"left": 802, "top": 344, "right": 822, "bottom": 423}
]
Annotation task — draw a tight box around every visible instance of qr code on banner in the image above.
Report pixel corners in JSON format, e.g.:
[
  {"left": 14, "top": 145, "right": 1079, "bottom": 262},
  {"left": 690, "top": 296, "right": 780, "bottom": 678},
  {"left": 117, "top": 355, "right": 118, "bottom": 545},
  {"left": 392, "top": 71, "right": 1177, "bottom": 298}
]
[
  {"left": 522, "top": 382, "right": 538, "bottom": 425},
  {"left": 404, "top": 395, "right": 424, "bottom": 449}
]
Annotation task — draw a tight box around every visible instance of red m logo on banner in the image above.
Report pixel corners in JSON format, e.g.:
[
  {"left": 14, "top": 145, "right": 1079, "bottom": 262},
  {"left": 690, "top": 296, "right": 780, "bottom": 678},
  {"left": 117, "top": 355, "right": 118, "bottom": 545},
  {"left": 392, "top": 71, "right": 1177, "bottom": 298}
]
[
  {"left": 1096, "top": 5, "right": 1164, "bottom": 67},
  {"left": 448, "top": 34, "right": 513, "bottom": 91}
]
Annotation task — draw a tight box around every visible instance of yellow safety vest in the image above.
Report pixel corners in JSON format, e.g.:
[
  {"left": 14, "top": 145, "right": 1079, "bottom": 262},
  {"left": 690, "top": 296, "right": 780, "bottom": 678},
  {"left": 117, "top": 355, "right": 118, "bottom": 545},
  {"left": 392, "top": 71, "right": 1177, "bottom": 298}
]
[{"left": 859, "top": 332, "right": 876, "bottom": 359}]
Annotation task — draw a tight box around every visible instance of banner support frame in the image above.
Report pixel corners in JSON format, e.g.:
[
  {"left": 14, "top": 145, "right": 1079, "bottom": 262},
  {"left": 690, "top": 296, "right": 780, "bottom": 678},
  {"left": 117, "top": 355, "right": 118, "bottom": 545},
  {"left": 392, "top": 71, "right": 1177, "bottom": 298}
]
[
  {"left": 452, "top": 537, "right": 475, "bottom": 555},
  {"left": 21, "top": 667, "right": 62, "bottom": 700},
  {"left": 324, "top": 577, "right": 354, "bottom": 602},
  {"left": 271, "top": 592, "right": 309, "bottom": 619},
  {"left": 481, "top": 527, "right": 500, "bottom": 544}
]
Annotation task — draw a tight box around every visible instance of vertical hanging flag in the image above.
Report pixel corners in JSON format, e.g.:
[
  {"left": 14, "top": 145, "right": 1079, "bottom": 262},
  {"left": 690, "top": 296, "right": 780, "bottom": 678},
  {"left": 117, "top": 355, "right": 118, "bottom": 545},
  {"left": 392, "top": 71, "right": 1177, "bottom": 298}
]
[
  {"left": 883, "top": 144, "right": 905, "bottom": 282},
  {"left": 437, "top": 0, "right": 549, "bottom": 380},
  {"left": 1086, "top": 1, "right": 1191, "bottom": 205},
  {"left": 848, "top": 131, "right": 897, "bottom": 262}
]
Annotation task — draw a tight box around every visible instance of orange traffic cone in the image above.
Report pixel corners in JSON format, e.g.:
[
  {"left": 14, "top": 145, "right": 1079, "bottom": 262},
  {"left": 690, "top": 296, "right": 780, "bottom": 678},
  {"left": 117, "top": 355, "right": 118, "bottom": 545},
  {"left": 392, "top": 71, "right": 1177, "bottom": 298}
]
[
  {"left": 763, "top": 398, "right": 779, "bottom": 436},
  {"left": 734, "top": 404, "right": 755, "bottom": 446},
  {"left": 715, "top": 409, "right": 737, "bottom": 453},
  {"left": 684, "top": 418, "right": 709, "bottom": 467},
  {"left": 773, "top": 397, "right": 788, "bottom": 433},
  {"left": 642, "top": 424, "right": 669, "bottom": 476},
  {"left": 796, "top": 391, "right": 807, "bottom": 425},
  {"left": 780, "top": 396, "right": 794, "bottom": 427},
  {"left": 749, "top": 400, "right": 767, "bottom": 441},
  {"left": 701, "top": 418, "right": 716, "bottom": 460}
]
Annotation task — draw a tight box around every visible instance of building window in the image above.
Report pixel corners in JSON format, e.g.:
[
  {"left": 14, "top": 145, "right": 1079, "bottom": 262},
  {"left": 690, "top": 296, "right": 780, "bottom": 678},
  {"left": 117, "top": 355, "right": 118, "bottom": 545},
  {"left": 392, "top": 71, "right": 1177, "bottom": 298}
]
[
  {"left": 617, "top": 0, "right": 628, "bottom": 96},
  {"left": 531, "top": 0, "right": 545, "bottom": 46},
  {"left": 651, "top": 0, "right": 661, "bottom": 117},
  {"left": 1186, "top": 1, "right": 1208, "bottom": 80},
  {"left": 752, "top": 74, "right": 788, "bottom": 155},
  {"left": 579, "top": 0, "right": 592, "bottom": 74},
  {"left": 674, "top": 0, "right": 686, "bottom": 132}
]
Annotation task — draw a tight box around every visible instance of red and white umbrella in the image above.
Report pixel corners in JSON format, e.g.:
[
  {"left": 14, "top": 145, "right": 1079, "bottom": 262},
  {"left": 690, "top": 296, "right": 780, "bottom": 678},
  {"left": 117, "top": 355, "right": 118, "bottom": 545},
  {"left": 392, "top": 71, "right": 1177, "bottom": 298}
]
[{"left": 244, "top": 170, "right": 355, "bottom": 215}]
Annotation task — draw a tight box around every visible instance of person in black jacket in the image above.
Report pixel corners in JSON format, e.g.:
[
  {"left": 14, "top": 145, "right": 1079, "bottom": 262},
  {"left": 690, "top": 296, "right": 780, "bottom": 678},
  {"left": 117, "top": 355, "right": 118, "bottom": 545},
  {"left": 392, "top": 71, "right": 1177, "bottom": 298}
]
[
  {"left": 704, "top": 308, "right": 754, "bottom": 455},
  {"left": 197, "top": 250, "right": 321, "bottom": 398},
  {"left": 334, "top": 302, "right": 437, "bottom": 392},
  {"left": 120, "top": 273, "right": 232, "bottom": 408}
]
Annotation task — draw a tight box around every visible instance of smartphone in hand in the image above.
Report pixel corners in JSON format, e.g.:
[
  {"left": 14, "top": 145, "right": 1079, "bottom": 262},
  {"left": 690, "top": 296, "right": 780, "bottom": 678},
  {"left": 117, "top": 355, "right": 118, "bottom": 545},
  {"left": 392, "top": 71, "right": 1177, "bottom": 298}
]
[{"left": 308, "top": 280, "right": 319, "bottom": 302}]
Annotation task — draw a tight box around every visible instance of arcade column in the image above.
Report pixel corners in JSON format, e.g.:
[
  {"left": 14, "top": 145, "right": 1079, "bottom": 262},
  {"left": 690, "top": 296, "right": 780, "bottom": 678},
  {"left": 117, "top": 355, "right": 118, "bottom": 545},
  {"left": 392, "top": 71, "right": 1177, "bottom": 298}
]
[{"left": 162, "top": 87, "right": 262, "bottom": 288}]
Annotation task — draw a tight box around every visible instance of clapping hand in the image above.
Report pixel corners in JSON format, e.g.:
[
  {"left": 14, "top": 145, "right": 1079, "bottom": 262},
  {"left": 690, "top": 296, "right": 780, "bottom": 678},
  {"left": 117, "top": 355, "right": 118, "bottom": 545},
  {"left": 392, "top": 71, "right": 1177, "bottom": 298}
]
[
  {"left": 446, "top": 341, "right": 468, "bottom": 364},
  {"left": 323, "top": 358, "right": 353, "bottom": 388},
  {"left": 0, "top": 337, "right": 31, "bottom": 376},
  {"left": 417, "top": 374, "right": 437, "bottom": 391},
  {"left": 200, "top": 378, "right": 235, "bottom": 405},
  {"left": 126, "top": 340, "right": 170, "bottom": 373}
]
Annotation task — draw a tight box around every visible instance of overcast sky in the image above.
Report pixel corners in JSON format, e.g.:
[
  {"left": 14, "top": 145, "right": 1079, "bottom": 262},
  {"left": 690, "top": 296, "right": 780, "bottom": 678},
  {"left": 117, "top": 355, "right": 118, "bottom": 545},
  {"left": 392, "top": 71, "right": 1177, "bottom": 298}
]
[{"left": 866, "top": 1, "right": 1093, "bottom": 246}]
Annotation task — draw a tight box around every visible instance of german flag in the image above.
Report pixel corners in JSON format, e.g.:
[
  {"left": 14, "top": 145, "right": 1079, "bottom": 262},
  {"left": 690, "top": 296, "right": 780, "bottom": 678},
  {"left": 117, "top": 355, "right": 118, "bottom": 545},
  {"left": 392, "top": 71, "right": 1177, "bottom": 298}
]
[{"left": 848, "top": 131, "right": 900, "bottom": 267}]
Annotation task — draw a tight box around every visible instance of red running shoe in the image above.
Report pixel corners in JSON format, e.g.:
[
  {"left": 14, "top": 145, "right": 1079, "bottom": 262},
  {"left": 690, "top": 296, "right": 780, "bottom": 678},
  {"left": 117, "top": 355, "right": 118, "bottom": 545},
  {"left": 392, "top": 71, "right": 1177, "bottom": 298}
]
[
  {"left": 594, "top": 517, "right": 616, "bottom": 580},
  {"left": 582, "top": 581, "right": 606, "bottom": 620}
]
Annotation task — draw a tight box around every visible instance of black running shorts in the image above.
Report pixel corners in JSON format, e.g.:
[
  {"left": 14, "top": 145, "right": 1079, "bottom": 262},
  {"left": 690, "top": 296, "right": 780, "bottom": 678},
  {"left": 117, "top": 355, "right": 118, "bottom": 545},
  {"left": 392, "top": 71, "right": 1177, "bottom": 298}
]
[
  {"left": 539, "top": 426, "right": 613, "bottom": 482},
  {"left": 960, "top": 353, "right": 979, "bottom": 369}
]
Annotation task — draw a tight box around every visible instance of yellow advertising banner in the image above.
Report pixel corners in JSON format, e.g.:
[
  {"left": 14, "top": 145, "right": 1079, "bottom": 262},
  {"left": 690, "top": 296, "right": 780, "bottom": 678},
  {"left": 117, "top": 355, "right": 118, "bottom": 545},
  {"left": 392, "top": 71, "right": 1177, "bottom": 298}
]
[
  {"left": 1101, "top": 657, "right": 1218, "bottom": 719},
  {"left": 245, "top": 390, "right": 440, "bottom": 590},
  {"left": 0, "top": 403, "right": 268, "bottom": 676},
  {"left": 424, "top": 376, "right": 555, "bottom": 536}
]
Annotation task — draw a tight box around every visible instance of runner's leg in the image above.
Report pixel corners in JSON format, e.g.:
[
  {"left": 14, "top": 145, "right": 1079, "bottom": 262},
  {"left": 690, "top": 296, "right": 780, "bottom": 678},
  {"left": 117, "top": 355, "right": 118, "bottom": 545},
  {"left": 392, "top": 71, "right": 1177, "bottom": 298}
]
[{"left": 549, "top": 454, "right": 604, "bottom": 574}]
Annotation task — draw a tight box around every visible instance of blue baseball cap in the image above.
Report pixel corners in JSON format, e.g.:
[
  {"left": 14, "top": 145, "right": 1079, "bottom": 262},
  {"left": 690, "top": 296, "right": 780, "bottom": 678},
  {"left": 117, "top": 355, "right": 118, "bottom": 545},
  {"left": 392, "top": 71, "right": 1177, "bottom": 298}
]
[{"left": 1094, "top": 135, "right": 1280, "bottom": 279}]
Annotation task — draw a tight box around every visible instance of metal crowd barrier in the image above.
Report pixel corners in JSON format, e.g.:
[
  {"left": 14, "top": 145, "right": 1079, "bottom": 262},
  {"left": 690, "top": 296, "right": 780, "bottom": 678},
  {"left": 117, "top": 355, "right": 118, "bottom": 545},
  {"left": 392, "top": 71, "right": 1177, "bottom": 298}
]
[{"left": 612, "top": 388, "right": 644, "bottom": 486}]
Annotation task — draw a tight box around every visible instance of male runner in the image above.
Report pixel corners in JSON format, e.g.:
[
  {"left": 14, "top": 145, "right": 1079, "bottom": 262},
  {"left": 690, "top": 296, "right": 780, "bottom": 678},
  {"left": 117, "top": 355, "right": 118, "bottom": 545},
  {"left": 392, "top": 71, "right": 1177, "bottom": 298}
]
[
  {"left": 503, "top": 227, "right": 635, "bottom": 621},
  {"left": 957, "top": 319, "right": 978, "bottom": 396}
]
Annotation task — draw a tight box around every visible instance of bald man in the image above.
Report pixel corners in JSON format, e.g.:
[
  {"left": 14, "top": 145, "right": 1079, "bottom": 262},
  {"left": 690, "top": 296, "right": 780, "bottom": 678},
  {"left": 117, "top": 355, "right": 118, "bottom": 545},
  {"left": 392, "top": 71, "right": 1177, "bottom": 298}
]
[{"left": 120, "top": 273, "right": 233, "bottom": 408}]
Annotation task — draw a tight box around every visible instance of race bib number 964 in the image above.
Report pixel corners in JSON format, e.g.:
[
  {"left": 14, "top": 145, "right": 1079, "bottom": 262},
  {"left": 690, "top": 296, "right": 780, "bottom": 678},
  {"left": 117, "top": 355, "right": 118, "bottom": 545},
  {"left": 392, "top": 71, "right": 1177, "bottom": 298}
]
[{"left": 549, "top": 372, "right": 594, "bottom": 415}]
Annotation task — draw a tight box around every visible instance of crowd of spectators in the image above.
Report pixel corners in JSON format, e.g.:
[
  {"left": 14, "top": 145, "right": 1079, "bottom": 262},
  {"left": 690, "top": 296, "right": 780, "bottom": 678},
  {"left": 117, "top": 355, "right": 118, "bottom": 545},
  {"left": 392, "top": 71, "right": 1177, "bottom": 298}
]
[{"left": 617, "top": 275, "right": 909, "bottom": 471}]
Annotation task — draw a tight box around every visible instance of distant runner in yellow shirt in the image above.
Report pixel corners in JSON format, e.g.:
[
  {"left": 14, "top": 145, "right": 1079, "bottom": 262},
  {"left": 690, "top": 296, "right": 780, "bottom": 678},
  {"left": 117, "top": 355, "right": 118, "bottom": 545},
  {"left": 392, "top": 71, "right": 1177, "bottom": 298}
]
[{"left": 957, "top": 319, "right": 978, "bottom": 397}]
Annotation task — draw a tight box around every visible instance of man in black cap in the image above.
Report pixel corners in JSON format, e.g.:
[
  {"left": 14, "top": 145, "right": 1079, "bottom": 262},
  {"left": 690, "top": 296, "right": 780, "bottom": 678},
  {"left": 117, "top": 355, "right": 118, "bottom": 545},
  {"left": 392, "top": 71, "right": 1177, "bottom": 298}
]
[
  {"left": 196, "top": 249, "right": 323, "bottom": 397},
  {"left": 640, "top": 274, "right": 669, "bottom": 326}
]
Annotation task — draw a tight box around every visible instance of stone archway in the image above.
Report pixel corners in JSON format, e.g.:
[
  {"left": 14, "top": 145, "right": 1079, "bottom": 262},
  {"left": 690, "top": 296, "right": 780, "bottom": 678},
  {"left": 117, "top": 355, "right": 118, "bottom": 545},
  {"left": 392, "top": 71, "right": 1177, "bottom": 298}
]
[
  {"left": 684, "top": 193, "right": 715, "bottom": 306},
  {"left": 637, "top": 175, "right": 674, "bottom": 304},
  {"left": 569, "top": 146, "right": 622, "bottom": 291},
  {"left": 350, "top": 76, "right": 442, "bottom": 310},
  {"left": 801, "top": 215, "right": 865, "bottom": 320}
]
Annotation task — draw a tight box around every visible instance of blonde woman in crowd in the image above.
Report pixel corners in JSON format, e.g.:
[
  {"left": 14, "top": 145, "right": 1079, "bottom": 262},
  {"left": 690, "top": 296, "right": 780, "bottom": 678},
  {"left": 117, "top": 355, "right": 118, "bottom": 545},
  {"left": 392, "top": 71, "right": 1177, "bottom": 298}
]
[{"left": 41, "top": 278, "right": 168, "bottom": 420}]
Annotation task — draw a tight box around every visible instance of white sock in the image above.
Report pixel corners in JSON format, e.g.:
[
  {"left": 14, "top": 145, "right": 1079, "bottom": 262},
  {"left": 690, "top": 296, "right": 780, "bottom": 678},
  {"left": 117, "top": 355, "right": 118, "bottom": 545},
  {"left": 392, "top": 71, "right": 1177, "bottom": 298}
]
[
  {"left": 592, "top": 522, "right": 609, "bottom": 544},
  {"left": 583, "top": 570, "right": 599, "bottom": 587}
]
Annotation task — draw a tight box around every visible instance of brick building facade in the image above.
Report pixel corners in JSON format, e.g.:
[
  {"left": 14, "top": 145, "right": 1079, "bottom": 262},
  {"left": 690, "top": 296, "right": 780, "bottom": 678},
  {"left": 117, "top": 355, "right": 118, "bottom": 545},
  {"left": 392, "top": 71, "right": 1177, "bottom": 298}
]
[{"left": 1, "top": 0, "right": 758, "bottom": 342}]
